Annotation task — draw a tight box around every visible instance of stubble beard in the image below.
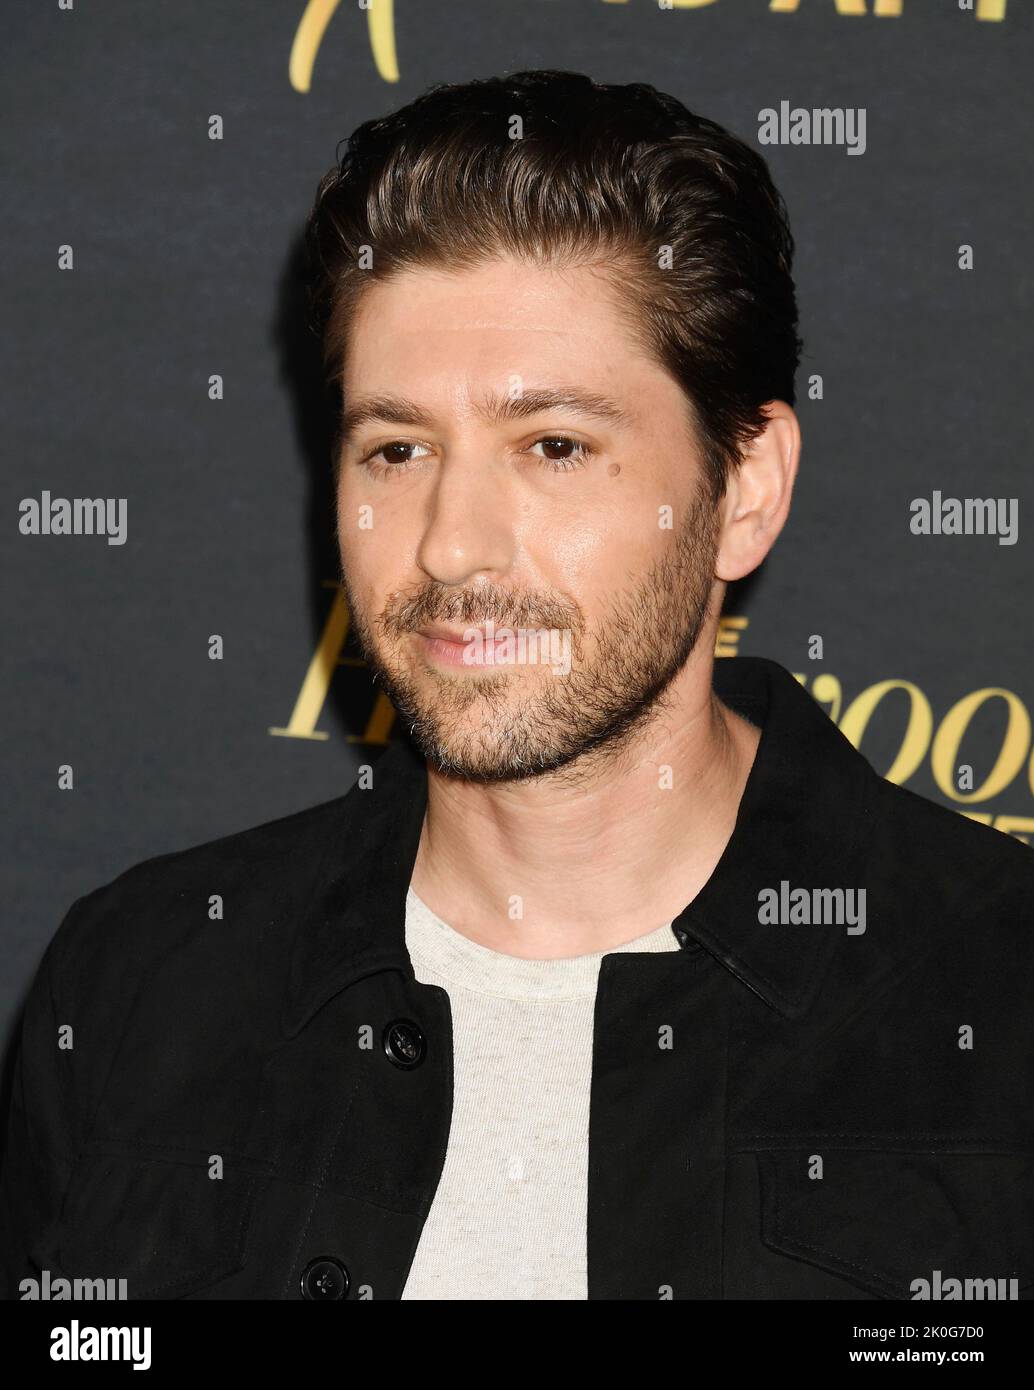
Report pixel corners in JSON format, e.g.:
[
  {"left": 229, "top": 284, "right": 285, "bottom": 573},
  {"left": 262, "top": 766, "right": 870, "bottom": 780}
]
[{"left": 340, "top": 489, "right": 721, "bottom": 785}]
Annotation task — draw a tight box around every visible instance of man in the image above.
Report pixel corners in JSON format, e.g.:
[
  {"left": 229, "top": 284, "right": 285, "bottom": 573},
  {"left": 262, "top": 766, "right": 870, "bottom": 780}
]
[{"left": 2, "top": 70, "right": 1032, "bottom": 1302}]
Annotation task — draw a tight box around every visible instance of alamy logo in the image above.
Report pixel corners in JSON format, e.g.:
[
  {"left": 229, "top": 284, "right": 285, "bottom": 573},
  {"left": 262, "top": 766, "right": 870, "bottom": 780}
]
[
  {"left": 19, "top": 1268, "right": 128, "bottom": 1300},
  {"left": 757, "top": 882, "right": 866, "bottom": 935},
  {"left": 50, "top": 1320, "right": 151, "bottom": 1371},
  {"left": 758, "top": 101, "right": 866, "bottom": 155},
  {"left": 910, "top": 1270, "right": 1019, "bottom": 1300},
  {"left": 909, "top": 491, "right": 1018, "bottom": 545},
  {"left": 18, "top": 490, "right": 128, "bottom": 545}
]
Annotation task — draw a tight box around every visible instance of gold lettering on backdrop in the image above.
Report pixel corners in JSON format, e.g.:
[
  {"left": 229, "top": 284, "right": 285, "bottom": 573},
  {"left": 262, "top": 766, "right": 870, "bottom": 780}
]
[
  {"left": 794, "top": 674, "right": 1033, "bottom": 843},
  {"left": 982, "top": 815, "right": 1034, "bottom": 841},
  {"left": 769, "top": 0, "right": 866, "bottom": 13},
  {"left": 715, "top": 615, "right": 747, "bottom": 658},
  {"left": 804, "top": 672, "right": 844, "bottom": 723},
  {"left": 770, "top": 0, "right": 1004, "bottom": 14},
  {"left": 960, "top": 811, "right": 1034, "bottom": 845},
  {"left": 289, "top": 0, "right": 1006, "bottom": 91},
  {"left": 269, "top": 581, "right": 397, "bottom": 744},
  {"left": 793, "top": 673, "right": 1034, "bottom": 803},
  {"left": 290, "top": 0, "right": 399, "bottom": 92},
  {"left": 837, "top": 679, "right": 933, "bottom": 786},
  {"left": 931, "top": 687, "right": 1031, "bottom": 803},
  {"left": 269, "top": 581, "right": 349, "bottom": 740}
]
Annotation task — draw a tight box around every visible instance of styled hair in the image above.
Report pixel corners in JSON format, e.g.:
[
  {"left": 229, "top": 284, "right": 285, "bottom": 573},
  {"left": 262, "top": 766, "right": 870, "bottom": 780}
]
[{"left": 304, "top": 69, "right": 802, "bottom": 502}]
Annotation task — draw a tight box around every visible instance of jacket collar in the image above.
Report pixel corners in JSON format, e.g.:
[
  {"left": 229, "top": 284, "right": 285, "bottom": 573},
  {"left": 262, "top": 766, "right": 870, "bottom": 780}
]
[{"left": 281, "top": 656, "right": 877, "bottom": 1037}]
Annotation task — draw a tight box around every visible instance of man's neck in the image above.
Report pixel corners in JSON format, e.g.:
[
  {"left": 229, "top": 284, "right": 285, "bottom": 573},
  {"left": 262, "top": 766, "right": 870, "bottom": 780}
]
[{"left": 407, "top": 655, "right": 762, "bottom": 958}]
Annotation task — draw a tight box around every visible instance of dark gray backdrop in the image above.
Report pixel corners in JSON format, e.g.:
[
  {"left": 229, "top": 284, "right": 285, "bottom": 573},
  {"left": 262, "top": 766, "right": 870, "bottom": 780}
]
[{"left": 4, "top": 0, "right": 1032, "bottom": 1062}]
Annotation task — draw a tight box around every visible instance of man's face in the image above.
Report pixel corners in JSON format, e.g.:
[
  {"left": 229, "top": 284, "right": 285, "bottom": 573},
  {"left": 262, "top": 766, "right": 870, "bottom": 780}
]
[{"left": 336, "top": 255, "right": 722, "bottom": 782}]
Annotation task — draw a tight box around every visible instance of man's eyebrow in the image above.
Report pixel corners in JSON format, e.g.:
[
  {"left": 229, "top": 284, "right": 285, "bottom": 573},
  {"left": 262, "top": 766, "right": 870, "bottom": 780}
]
[{"left": 338, "top": 388, "right": 634, "bottom": 447}]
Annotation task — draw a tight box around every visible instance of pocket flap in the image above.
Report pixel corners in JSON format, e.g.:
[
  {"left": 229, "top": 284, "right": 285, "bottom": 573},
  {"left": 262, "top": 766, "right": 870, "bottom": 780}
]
[
  {"left": 54, "top": 1144, "right": 263, "bottom": 1299},
  {"left": 757, "top": 1148, "right": 1034, "bottom": 1300}
]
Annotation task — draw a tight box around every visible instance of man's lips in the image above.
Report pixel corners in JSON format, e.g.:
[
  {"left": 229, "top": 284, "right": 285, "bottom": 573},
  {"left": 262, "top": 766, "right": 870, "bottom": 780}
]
[
  {"left": 411, "top": 622, "right": 515, "bottom": 668},
  {"left": 413, "top": 622, "right": 520, "bottom": 644},
  {"left": 414, "top": 623, "right": 483, "bottom": 644}
]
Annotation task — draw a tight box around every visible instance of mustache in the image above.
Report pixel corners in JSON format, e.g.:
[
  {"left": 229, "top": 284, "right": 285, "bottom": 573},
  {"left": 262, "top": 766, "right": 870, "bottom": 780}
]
[{"left": 377, "top": 583, "right": 585, "bottom": 639}]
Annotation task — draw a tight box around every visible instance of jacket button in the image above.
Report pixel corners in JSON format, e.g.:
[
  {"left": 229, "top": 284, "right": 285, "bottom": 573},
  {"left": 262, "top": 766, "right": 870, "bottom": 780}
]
[
  {"left": 383, "top": 1018, "right": 426, "bottom": 1069},
  {"left": 300, "top": 1256, "right": 350, "bottom": 1300}
]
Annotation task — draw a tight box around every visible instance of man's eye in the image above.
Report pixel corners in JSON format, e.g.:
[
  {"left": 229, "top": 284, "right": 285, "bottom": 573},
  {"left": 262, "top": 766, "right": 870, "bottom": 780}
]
[
  {"left": 527, "top": 436, "right": 595, "bottom": 472},
  {"left": 361, "top": 441, "right": 430, "bottom": 473}
]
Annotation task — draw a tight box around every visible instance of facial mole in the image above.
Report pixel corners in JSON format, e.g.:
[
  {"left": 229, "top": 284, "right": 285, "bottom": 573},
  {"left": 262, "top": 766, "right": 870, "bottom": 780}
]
[{"left": 607, "top": 462, "right": 621, "bottom": 477}]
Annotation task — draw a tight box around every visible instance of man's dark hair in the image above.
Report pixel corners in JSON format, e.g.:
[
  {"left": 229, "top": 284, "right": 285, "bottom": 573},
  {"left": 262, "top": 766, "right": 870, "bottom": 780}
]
[{"left": 304, "top": 69, "right": 802, "bottom": 503}]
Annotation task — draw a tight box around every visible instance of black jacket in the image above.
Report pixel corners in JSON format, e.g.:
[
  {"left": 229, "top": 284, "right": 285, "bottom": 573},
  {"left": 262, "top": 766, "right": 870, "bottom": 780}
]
[{"left": 2, "top": 656, "right": 1032, "bottom": 1300}]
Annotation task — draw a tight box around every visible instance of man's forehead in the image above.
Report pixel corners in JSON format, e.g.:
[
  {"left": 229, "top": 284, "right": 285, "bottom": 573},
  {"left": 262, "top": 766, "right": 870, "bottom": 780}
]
[
  {"left": 336, "top": 262, "right": 686, "bottom": 436},
  {"left": 347, "top": 255, "right": 638, "bottom": 340}
]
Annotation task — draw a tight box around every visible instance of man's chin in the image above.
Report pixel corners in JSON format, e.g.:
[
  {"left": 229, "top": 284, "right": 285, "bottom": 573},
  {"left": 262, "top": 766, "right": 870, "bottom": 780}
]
[
  {"left": 414, "top": 735, "right": 577, "bottom": 785},
  {"left": 383, "top": 692, "right": 573, "bottom": 782}
]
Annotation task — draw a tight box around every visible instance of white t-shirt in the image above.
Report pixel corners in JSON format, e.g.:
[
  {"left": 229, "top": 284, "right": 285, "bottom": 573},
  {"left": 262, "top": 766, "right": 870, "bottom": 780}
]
[{"left": 399, "top": 886, "right": 682, "bottom": 1300}]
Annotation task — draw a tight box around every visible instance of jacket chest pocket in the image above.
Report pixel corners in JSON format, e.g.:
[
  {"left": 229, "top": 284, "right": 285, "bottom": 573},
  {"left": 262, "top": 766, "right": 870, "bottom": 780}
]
[
  {"left": 754, "top": 1147, "right": 1034, "bottom": 1300},
  {"left": 53, "top": 1143, "right": 266, "bottom": 1299}
]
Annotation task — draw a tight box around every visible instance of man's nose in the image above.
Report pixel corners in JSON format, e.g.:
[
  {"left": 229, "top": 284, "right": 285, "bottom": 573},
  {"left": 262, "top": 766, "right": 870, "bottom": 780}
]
[{"left": 415, "top": 449, "right": 516, "bottom": 588}]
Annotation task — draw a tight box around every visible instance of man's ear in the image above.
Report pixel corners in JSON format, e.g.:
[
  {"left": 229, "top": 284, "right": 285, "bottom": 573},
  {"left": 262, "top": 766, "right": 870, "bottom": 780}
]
[{"left": 715, "top": 401, "right": 800, "bottom": 583}]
